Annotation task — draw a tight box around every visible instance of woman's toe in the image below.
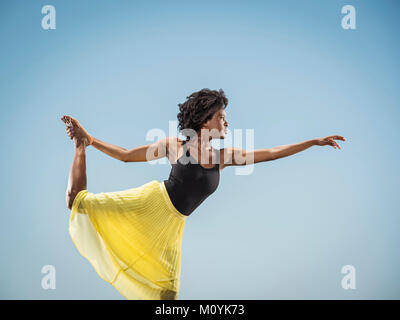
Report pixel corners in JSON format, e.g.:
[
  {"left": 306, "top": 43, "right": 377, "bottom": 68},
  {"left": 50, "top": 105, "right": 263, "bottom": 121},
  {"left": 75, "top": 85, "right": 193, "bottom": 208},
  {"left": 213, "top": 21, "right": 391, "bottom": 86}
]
[{"left": 71, "top": 118, "right": 79, "bottom": 128}]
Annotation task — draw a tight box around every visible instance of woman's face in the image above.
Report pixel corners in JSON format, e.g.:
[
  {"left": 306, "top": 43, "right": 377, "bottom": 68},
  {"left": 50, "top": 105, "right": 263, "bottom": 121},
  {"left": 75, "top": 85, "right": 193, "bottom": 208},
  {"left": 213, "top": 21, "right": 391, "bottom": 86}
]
[{"left": 201, "top": 108, "right": 228, "bottom": 139}]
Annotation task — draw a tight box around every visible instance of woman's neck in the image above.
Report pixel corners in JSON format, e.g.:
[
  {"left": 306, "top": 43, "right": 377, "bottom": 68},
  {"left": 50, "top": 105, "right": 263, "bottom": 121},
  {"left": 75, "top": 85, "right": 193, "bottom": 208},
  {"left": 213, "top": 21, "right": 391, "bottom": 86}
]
[{"left": 187, "top": 136, "right": 213, "bottom": 151}]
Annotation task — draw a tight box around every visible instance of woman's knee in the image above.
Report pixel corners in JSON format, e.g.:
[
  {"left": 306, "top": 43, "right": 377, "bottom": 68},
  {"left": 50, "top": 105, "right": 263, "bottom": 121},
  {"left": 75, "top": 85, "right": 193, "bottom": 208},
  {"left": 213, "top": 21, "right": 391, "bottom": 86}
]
[{"left": 66, "top": 190, "right": 78, "bottom": 210}]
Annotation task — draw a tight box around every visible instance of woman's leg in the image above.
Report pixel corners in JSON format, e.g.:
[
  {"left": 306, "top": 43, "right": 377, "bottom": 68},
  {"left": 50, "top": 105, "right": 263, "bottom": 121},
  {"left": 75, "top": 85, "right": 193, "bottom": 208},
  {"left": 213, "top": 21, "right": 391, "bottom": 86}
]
[
  {"left": 62, "top": 115, "right": 90, "bottom": 210},
  {"left": 66, "top": 142, "right": 87, "bottom": 210}
]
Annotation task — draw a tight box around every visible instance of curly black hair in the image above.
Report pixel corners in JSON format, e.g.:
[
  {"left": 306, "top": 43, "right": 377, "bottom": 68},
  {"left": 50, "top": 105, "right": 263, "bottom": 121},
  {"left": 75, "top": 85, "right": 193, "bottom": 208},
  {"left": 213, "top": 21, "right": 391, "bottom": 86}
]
[{"left": 177, "top": 88, "right": 228, "bottom": 141}]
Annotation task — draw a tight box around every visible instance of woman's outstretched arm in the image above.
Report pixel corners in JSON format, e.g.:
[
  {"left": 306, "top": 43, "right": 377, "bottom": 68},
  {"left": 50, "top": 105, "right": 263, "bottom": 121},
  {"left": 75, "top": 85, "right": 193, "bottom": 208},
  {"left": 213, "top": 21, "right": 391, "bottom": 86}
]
[
  {"left": 90, "top": 137, "right": 169, "bottom": 162},
  {"left": 222, "top": 135, "right": 346, "bottom": 167},
  {"left": 122, "top": 137, "right": 169, "bottom": 162},
  {"left": 270, "top": 135, "right": 345, "bottom": 161},
  {"left": 264, "top": 138, "right": 317, "bottom": 161},
  {"left": 91, "top": 137, "right": 128, "bottom": 162}
]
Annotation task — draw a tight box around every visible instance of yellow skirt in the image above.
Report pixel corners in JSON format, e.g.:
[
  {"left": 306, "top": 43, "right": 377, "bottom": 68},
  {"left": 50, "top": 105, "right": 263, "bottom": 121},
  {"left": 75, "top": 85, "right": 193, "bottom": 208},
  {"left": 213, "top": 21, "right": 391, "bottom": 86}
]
[{"left": 69, "top": 180, "right": 187, "bottom": 300}]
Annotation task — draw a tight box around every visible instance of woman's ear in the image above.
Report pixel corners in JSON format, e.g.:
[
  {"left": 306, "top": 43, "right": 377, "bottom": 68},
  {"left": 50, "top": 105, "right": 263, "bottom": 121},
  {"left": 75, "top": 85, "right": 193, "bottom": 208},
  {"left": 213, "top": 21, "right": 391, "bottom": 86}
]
[{"left": 200, "top": 122, "right": 209, "bottom": 130}]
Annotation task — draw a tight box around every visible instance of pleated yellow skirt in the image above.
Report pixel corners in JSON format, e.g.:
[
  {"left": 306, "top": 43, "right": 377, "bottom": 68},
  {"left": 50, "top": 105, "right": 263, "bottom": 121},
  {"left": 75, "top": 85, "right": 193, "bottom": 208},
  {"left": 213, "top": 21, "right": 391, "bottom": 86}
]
[{"left": 69, "top": 180, "right": 187, "bottom": 300}]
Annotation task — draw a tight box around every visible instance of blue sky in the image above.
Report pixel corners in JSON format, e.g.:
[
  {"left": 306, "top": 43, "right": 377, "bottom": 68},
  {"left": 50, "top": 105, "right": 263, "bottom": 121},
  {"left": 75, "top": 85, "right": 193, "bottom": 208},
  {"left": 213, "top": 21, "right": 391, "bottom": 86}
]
[{"left": 0, "top": 0, "right": 399, "bottom": 299}]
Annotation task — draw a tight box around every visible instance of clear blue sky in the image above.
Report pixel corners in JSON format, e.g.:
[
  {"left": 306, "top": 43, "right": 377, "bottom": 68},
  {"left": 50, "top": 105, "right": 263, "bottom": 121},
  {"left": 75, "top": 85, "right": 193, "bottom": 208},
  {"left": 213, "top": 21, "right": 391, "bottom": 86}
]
[{"left": 1, "top": 0, "right": 399, "bottom": 299}]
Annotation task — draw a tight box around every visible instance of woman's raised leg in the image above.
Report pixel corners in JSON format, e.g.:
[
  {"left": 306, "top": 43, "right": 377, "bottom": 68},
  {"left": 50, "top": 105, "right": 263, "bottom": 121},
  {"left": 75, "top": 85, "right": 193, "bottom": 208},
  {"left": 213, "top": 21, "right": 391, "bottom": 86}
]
[
  {"left": 61, "top": 115, "right": 90, "bottom": 210},
  {"left": 66, "top": 143, "right": 87, "bottom": 210}
]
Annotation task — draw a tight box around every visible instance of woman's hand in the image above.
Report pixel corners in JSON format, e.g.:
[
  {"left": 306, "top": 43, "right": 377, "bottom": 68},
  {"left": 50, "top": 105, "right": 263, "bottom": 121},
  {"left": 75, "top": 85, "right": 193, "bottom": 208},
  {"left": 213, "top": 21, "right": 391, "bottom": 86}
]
[
  {"left": 61, "top": 115, "right": 94, "bottom": 147},
  {"left": 315, "top": 135, "right": 346, "bottom": 149}
]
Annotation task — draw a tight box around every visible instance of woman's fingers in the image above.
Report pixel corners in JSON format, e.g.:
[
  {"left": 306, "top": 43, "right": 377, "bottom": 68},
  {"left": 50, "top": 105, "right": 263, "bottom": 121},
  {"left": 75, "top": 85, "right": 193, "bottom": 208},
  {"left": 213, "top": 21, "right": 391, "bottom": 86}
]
[
  {"left": 325, "top": 138, "right": 337, "bottom": 149},
  {"left": 61, "top": 115, "right": 74, "bottom": 127},
  {"left": 70, "top": 117, "right": 80, "bottom": 128},
  {"left": 330, "top": 135, "right": 346, "bottom": 141},
  {"left": 329, "top": 139, "right": 341, "bottom": 149},
  {"left": 66, "top": 126, "right": 75, "bottom": 139},
  {"left": 62, "top": 115, "right": 78, "bottom": 140},
  {"left": 319, "top": 135, "right": 345, "bottom": 149}
]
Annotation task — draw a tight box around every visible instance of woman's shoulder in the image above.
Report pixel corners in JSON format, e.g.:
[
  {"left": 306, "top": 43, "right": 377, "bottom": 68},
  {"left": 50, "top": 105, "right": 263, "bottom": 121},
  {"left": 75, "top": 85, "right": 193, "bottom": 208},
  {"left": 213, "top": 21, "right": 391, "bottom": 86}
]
[
  {"left": 165, "top": 136, "right": 183, "bottom": 161},
  {"left": 166, "top": 136, "right": 184, "bottom": 147}
]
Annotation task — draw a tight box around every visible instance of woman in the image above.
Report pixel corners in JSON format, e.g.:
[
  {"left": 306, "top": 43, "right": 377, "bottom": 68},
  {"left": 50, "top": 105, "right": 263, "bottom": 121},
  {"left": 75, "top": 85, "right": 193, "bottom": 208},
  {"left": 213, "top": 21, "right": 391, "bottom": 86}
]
[{"left": 61, "top": 88, "right": 345, "bottom": 300}]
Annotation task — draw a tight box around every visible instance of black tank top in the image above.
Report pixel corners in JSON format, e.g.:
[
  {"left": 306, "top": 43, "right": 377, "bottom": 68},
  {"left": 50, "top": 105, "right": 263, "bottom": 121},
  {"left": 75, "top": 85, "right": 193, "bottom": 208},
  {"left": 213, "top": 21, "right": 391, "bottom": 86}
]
[{"left": 163, "top": 140, "right": 220, "bottom": 216}]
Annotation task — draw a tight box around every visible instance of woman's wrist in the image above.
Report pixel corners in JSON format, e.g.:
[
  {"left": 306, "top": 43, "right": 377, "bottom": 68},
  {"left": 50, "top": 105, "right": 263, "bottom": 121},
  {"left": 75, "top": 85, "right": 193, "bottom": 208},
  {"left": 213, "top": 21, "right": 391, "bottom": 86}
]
[{"left": 88, "top": 135, "right": 94, "bottom": 146}]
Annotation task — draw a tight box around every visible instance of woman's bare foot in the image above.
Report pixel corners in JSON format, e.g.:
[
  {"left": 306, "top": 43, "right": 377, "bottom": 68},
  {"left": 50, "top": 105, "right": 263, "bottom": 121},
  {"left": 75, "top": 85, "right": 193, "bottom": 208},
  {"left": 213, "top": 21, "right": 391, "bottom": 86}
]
[{"left": 61, "top": 115, "right": 94, "bottom": 148}]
